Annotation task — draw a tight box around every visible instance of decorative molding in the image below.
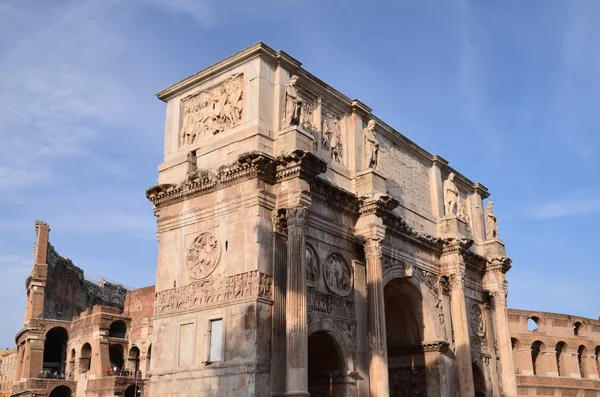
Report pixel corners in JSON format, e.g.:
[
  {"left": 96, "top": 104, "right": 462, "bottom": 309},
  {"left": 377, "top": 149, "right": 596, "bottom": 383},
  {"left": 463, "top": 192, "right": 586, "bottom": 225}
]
[
  {"left": 486, "top": 255, "right": 512, "bottom": 274},
  {"left": 310, "top": 178, "right": 359, "bottom": 214},
  {"left": 146, "top": 151, "right": 275, "bottom": 213},
  {"left": 275, "top": 149, "right": 327, "bottom": 182},
  {"left": 388, "top": 340, "right": 449, "bottom": 356}
]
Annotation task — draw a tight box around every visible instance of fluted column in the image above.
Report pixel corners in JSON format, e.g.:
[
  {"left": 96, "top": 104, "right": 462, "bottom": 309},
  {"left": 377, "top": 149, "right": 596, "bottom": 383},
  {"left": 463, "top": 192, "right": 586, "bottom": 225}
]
[
  {"left": 364, "top": 237, "right": 389, "bottom": 397},
  {"left": 449, "top": 271, "right": 475, "bottom": 397},
  {"left": 490, "top": 290, "right": 518, "bottom": 397},
  {"left": 285, "top": 206, "right": 309, "bottom": 397},
  {"left": 272, "top": 212, "right": 288, "bottom": 396}
]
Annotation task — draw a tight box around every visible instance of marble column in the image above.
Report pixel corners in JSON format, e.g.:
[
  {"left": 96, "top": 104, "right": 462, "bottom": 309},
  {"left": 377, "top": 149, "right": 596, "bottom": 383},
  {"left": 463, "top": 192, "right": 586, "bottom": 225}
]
[
  {"left": 271, "top": 212, "right": 288, "bottom": 397},
  {"left": 449, "top": 272, "right": 475, "bottom": 397},
  {"left": 490, "top": 290, "right": 518, "bottom": 397},
  {"left": 364, "top": 237, "right": 389, "bottom": 397},
  {"left": 285, "top": 206, "right": 309, "bottom": 397}
]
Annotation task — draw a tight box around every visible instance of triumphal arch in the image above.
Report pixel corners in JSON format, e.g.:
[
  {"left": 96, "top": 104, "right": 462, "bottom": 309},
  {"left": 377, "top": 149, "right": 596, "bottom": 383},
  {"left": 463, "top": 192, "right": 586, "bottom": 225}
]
[{"left": 146, "top": 43, "right": 516, "bottom": 397}]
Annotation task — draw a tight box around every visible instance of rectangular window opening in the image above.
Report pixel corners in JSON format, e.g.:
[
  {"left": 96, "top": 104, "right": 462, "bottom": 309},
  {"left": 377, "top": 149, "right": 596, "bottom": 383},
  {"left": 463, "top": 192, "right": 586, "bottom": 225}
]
[{"left": 209, "top": 319, "right": 223, "bottom": 362}]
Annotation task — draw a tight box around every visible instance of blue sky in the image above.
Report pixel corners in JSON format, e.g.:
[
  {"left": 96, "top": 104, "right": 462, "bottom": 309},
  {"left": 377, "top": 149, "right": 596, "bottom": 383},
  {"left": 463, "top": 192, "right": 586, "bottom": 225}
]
[{"left": 1, "top": 0, "right": 599, "bottom": 347}]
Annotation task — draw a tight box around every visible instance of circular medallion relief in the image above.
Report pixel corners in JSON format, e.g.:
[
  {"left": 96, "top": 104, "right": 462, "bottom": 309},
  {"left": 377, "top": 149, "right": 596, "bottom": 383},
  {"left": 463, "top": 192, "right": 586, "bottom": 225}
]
[
  {"left": 186, "top": 232, "right": 221, "bottom": 279},
  {"left": 306, "top": 243, "right": 320, "bottom": 287},
  {"left": 469, "top": 303, "right": 485, "bottom": 337},
  {"left": 324, "top": 252, "right": 353, "bottom": 297}
]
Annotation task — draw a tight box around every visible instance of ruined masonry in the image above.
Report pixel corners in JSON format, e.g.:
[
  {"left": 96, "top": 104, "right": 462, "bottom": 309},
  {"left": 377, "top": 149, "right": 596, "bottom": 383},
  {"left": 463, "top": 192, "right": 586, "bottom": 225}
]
[{"left": 6, "top": 43, "right": 600, "bottom": 397}]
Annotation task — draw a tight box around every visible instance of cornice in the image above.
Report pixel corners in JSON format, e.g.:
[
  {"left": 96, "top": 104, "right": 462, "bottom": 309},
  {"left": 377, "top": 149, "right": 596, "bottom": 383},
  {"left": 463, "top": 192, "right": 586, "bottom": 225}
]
[
  {"left": 146, "top": 151, "right": 275, "bottom": 213},
  {"left": 156, "top": 42, "right": 278, "bottom": 102},
  {"left": 389, "top": 340, "right": 449, "bottom": 356},
  {"left": 486, "top": 255, "right": 512, "bottom": 274},
  {"left": 275, "top": 149, "right": 327, "bottom": 183},
  {"left": 441, "top": 237, "right": 474, "bottom": 255},
  {"left": 310, "top": 177, "right": 359, "bottom": 215}
]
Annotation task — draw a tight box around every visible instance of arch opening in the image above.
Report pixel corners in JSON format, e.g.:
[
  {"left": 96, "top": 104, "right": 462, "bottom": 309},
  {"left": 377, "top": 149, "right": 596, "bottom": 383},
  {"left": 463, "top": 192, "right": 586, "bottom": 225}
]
[
  {"left": 556, "top": 342, "right": 567, "bottom": 377},
  {"left": 308, "top": 331, "right": 347, "bottom": 397},
  {"left": 578, "top": 345, "right": 587, "bottom": 378},
  {"left": 109, "top": 321, "right": 127, "bottom": 338},
  {"left": 527, "top": 317, "right": 539, "bottom": 332},
  {"left": 385, "top": 278, "right": 429, "bottom": 397},
  {"left": 531, "top": 341, "right": 544, "bottom": 376},
  {"left": 573, "top": 322, "right": 582, "bottom": 336},
  {"left": 109, "top": 344, "right": 125, "bottom": 373},
  {"left": 472, "top": 363, "right": 487, "bottom": 397},
  {"left": 124, "top": 384, "right": 139, "bottom": 397},
  {"left": 48, "top": 385, "right": 71, "bottom": 397},
  {"left": 80, "top": 343, "right": 92, "bottom": 373},
  {"left": 145, "top": 344, "right": 152, "bottom": 377},
  {"left": 595, "top": 346, "right": 600, "bottom": 376},
  {"left": 43, "top": 327, "right": 68, "bottom": 375},
  {"left": 128, "top": 346, "right": 140, "bottom": 374}
]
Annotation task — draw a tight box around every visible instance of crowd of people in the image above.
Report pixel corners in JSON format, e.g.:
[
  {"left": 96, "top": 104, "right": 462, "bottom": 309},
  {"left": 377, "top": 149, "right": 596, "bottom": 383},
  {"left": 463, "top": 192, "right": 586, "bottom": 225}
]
[
  {"left": 107, "top": 366, "right": 142, "bottom": 378},
  {"left": 38, "top": 369, "right": 71, "bottom": 380}
]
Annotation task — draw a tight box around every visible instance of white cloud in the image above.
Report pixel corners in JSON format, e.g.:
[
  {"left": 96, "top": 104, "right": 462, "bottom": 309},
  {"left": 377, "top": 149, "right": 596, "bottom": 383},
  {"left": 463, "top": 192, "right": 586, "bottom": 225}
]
[{"left": 529, "top": 198, "right": 600, "bottom": 220}]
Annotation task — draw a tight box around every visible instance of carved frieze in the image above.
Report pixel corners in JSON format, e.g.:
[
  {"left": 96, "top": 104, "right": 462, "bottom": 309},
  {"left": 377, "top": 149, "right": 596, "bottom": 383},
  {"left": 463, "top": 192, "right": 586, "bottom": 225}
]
[
  {"left": 306, "top": 243, "right": 319, "bottom": 287},
  {"left": 186, "top": 232, "right": 221, "bottom": 279},
  {"left": 154, "top": 271, "right": 272, "bottom": 316},
  {"left": 308, "top": 289, "right": 355, "bottom": 319},
  {"left": 324, "top": 252, "right": 353, "bottom": 297},
  {"left": 179, "top": 73, "right": 243, "bottom": 147}
]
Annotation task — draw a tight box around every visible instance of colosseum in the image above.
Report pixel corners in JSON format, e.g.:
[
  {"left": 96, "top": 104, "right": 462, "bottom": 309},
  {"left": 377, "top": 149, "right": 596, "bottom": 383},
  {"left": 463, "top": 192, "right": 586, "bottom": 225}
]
[{"left": 4, "top": 43, "right": 599, "bottom": 397}]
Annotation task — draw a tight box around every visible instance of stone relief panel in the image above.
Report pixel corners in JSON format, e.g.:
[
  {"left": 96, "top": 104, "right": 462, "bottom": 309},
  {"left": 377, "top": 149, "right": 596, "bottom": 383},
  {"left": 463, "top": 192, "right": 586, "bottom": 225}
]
[
  {"left": 186, "top": 232, "right": 221, "bottom": 280},
  {"left": 388, "top": 367, "right": 427, "bottom": 397},
  {"left": 154, "top": 271, "right": 272, "bottom": 316},
  {"left": 324, "top": 252, "right": 353, "bottom": 297},
  {"left": 378, "top": 134, "right": 432, "bottom": 216},
  {"left": 469, "top": 303, "right": 486, "bottom": 337},
  {"left": 321, "top": 109, "right": 343, "bottom": 164},
  {"left": 308, "top": 289, "right": 355, "bottom": 319},
  {"left": 179, "top": 73, "right": 243, "bottom": 147},
  {"left": 306, "top": 243, "right": 320, "bottom": 287}
]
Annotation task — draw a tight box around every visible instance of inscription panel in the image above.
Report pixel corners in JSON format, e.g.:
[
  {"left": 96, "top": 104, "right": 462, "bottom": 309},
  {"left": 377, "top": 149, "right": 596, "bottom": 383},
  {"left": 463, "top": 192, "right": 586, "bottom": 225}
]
[
  {"left": 178, "top": 322, "right": 195, "bottom": 366},
  {"left": 378, "top": 134, "right": 432, "bottom": 216}
]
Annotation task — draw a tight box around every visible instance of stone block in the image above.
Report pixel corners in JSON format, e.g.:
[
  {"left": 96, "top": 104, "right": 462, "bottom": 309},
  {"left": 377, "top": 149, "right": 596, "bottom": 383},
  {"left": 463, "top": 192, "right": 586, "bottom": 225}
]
[
  {"left": 354, "top": 168, "right": 387, "bottom": 197},
  {"left": 439, "top": 216, "right": 469, "bottom": 238},
  {"left": 275, "top": 125, "right": 315, "bottom": 155},
  {"left": 480, "top": 239, "right": 506, "bottom": 257}
]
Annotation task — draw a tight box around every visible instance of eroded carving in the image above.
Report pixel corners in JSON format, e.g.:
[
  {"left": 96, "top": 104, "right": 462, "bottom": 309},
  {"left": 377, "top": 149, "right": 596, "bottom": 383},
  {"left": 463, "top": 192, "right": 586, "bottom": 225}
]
[
  {"left": 324, "top": 252, "right": 353, "bottom": 297},
  {"left": 306, "top": 243, "right": 319, "bottom": 286},
  {"left": 308, "top": 289, "right": 355, "bottom": 319},
  {"left": 179, "top": 74, "right": 243, "bottom": 146},
  {"left": 389, "top": 367, "right": 427, "bottom": 397},
  {"left": 485, "top": 201, "right": 498, "bottom": 240},
  {"left": 154, "top": 271, "right": 272, "bottom": 315},
  {"left": 284, "top": 75, "right": 302, "bottom": 127},
  {"left": 444, "top": 172, "right": 459, "bottom": 216},
  {"left": 186, "top": 232, "right": 221, "bottom": 279},
  {"left": 362, "top": 120, "right": 379, "bottom": 169},
  {"left": 470, "top": 303, "right": 486, "bottom": 337}
]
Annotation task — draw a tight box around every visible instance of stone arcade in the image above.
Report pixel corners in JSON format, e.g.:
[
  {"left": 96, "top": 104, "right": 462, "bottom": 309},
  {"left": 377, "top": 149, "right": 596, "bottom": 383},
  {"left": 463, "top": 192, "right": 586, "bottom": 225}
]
[
  {"left": 7, "top": 43, "right": 600, "bottom": 397},
  {"left": 145, "top": 42, "right": 515, "bottom": 397}
]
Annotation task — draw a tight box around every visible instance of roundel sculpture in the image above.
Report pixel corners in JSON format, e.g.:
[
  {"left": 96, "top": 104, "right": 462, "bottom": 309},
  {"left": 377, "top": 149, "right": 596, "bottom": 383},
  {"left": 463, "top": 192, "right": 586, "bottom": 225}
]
[
  {"left": 324, "top": 252, "right": 353, "bottom": 297},
  {"left": 186, "top": 232, "right": 221, "bottom": 279}
]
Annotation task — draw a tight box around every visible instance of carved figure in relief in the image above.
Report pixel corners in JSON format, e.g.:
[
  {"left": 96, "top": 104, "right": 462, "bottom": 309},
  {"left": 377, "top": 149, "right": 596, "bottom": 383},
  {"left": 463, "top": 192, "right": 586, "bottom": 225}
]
[
  {"left": 306, "top": 244, "right": 319, "bottom": 285},
  {"left": 458, "top": 198, "right": 471, "bottom": 233},
  {"left": 444, "top": 173, "right": 459, "bottom": 216},
  {"left": 324, "top": 253, "right": 352, "bottom": 297},
  {"left": 186, "top": 232, "right": 221, "bottom": 279},
  {"left": 323, "top": 111, "right": 343, "bottom": 163},
  {"left": 362, "top": 120, "right": 379, "bottom": 169},
  {"left": 485, "top": 201, "right": 498, "bottom": 240},
  {"left": 470, "top": 303, "right": 485, "bottom": 337},
  {"left": 284, "top": 75, "right": 302, "bottom": 127}
]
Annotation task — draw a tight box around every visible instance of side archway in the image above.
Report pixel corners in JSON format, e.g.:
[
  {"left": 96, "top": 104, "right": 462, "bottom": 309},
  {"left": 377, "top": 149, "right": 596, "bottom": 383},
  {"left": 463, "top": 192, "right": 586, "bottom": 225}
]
[
  {"left": 307, "top": 331, "right": 348, "bottom": 397},
  {"left": 44, "top": 327, "right": 69, "bottom": 374}
]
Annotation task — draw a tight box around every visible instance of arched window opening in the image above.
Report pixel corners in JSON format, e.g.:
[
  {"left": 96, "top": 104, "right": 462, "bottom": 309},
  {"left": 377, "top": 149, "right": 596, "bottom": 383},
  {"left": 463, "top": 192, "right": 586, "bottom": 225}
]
[
  {"left": 109, "top": 345, "right": 124, "bottom": 374},
  {"left": 48, "top": 385, "right": 71, "bottom": 397},
  {"left": 145, "top": 344, "right": 152, "bottom": 376},
  {"left": 574, "top": 322, "right": 582, "bottom": 336},
  {"left": 511, "top": 338, "right": 519, "bottom": 350},
  {"left": 43, "top": 327, "right": 69, "bottom": 375},
  {"left": 109, "top": 321, "right": 127, "bottom": 338},
  {"left": 308, "top": 331, "right": 347, "bottom": 397},
  {"left": 80, "top": 343, "right": 92, "bottom": 373},
  {"left": 128, "top": 346, "right": 140, "bottom": 374},
  {"left": 472, "top": 363, "right": 487, "bottom": 397},
  {"left": 527, "top": 317, "right": 539, "bottom": 332},
  {"left": 556, "top": 342, "right": 567, "bottom": 377},
  {"left": 578, "top": 345, "right": 587, "bottom": 378},
  {"left": 531, "top": 341, "right": 544, "bottom": 376}
]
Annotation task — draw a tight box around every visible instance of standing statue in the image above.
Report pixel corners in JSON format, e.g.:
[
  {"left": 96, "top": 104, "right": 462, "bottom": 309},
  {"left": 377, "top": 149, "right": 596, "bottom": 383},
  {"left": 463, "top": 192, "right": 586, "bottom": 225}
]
[
  {"left": 363, "top": 120, "right": 379, "bottom": 169},
  {"left": 485, "top": 201, "right": 498, "bottom": 240},
  {"left": 444, "top": 173, "right": 459, "bottom": 216},
  {"left": 284, "top": 75, "right": 302, "bottom": 126}
]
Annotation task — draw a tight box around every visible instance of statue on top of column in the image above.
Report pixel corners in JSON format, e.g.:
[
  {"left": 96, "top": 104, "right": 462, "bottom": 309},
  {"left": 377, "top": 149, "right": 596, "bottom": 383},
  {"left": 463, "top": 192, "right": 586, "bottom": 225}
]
[
  {"left": 362, "top": 120, "right": 379, "bottom": 169},
  {"left": 485, "top": 201, "right": 498, "bottom": 240},
  {"left": 284, "top": 75, "right": 303, "bottom": 127},
  {"left": 444, "top": 173, "right": 459, "bottom": 216}
]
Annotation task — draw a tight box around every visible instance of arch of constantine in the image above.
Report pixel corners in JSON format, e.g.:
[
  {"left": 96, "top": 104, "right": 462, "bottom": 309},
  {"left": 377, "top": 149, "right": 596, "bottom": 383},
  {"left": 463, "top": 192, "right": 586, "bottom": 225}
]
[{"left": 5, "top": 43, "right": 600, "bottom": 397}]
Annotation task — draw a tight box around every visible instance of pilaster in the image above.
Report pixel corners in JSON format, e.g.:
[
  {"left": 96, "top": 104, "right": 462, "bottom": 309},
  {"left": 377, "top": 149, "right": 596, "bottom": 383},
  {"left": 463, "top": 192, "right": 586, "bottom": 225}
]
[{"left": 430, "top": 155, "right": 448, "bottom": 220}]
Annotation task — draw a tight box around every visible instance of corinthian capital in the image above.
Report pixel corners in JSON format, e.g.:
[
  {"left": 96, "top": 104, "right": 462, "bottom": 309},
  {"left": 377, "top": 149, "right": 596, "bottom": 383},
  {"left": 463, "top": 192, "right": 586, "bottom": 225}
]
[
  {"left": 364, "top": 237, "right": 383, "bottom": 259},
  {"left": 489, "top": 290, "right": 507, "bottom": 308},
  {"left": 286, "top": 206, "right": 308, "bottom": 227},
  {"left": 449, "top": 270, "right": 465, "bottom": 291}
]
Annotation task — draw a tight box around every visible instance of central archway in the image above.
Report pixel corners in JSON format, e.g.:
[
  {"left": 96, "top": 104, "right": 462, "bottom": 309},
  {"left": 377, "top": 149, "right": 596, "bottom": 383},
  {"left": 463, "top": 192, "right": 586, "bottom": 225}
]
[
  {"left": 48, "top": 385, "right": 71, "bottom": 397},
  {"left": 385, "top": 278, "right": 433, "bottom": 397},
  {"left": 308, "top": 331, "right": 346, "bottom": 397}
]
